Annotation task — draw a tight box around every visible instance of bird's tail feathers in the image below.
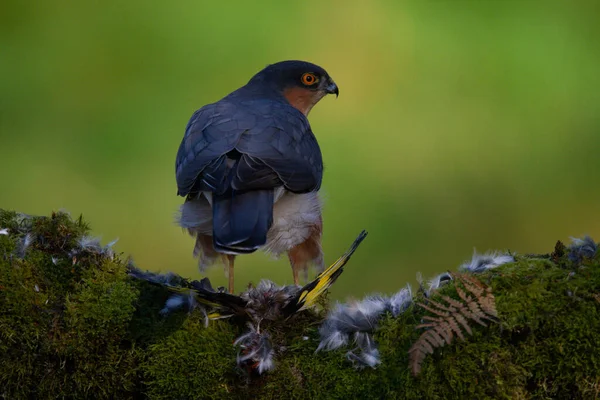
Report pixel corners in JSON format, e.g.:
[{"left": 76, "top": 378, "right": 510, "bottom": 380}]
[
  {"left": 212, "top": 189, "right": 274, "bottom": 254},
  {"left": 284, "top": 230, "right": 368, "bottom": 314}
]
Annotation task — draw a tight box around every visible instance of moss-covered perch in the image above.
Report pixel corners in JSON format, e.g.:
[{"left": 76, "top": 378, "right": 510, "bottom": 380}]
[{"left": 1, "top": 210, "right": 599, "bottom": 399}]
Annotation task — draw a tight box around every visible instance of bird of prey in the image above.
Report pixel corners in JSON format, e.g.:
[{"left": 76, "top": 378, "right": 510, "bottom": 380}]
[{"left": 175, "top": 60, "right": 339, "bottom": 293}]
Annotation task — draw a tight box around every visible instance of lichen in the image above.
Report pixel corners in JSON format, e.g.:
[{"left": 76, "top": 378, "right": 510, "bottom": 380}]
[{"left": 1, "top": 209, "right": 599, "bottom": 399}]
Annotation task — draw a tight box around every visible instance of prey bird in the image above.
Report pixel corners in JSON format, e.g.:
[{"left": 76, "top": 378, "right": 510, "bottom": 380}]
[
  {"left": 128, "top": 230, "right": 367, "bottom": 374},
  {"left": 175, "top": 60, "right": 339, "bottom": 293},
  {"left": 128, "top": 230, "right": 368, "bottom": 321}
]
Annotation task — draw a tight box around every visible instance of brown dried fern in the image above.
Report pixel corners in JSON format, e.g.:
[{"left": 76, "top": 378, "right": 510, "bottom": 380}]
[{"left": 408, "top": 272, "right": 498, "bottom": 376}]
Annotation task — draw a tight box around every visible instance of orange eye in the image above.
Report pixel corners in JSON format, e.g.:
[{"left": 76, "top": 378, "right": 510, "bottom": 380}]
[{"left": 301, "top": 72, "right": 318, "bottom": 86}]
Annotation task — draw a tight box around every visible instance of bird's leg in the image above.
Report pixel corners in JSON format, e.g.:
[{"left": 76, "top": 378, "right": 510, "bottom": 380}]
[
  {"left": 292, "top": 264, "right": 302, "bottom": 286},
  {"left": 287, "top": 219, "right": 323, "bottom": 286},
  {"left": 223, "top": 254, "right": 236, "bottom": 294},
  {"left": 288, "top": 240, "right": 321, "bottom": 286}
]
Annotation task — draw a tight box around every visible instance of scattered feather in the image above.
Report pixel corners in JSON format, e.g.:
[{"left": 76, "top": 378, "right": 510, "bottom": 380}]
[
  {"left": 234, "top": 324, "right": 275, "bottom": 374},
  {"left": 241, "top": 280, "right": 301, "bottom": 321},
  {"left": 162, "top": 295, "right": 186, "bottom": 310},
  {"left": 77, "top": 235, "right": 102, "bottom": 252},
  {"left": 102, "top": 238, "right": 119, "bottom": 259},
  {"left": 568, "top": 236, "right": 598, "bottom": 263},
  {"left": 348, "top": 331, "right": 381, "bottom": 368},
  {"left": 0, "top": 228, "right": 8, "bottom": 235},
  {"left": 317, "top": 297, "right": 386, "bottom": 352},
  {"left": 415, "top": 272, "right": 423, "bottom": 286},
  {"left": 317, "top": 285, "right": 413, "bottom": 368},
  {"left": 317, "top": 295, "right": 391, "bottom": 368},
  {"left": 458, "top": 251, "right": 514, "bottom": 273},
  {"left": 160, "top": 291, "right": 199, "bottom": 315},
  {"left": 387, "top": 285, "right": 413, "bottom": 317},
  {"left": 347, "top": 347, "right": 380, "bottom": 369},
  {"left": 65, "top": 235, "right": 119, "bottom": 259},
  {"left": 16, "top": 233, "right": 33, "bottom": 258},
  {"left": 427, "top": 272, "right": 453, "bottom": 295},
  {"left": 127, "top": 267, "right": 185, "bottom": 288}
]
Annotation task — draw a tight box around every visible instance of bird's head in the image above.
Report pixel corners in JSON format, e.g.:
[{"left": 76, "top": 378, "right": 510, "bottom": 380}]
[{"left": 248, "top": 60, "right": 338, "bottom": 116}]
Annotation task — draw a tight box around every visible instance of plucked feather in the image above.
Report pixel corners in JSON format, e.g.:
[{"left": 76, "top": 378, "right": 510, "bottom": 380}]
[
  {"left": 568, "top": 235, "right": 598, "bottom": 263},
  {"left": 458, "top": 250, "right": 514, "bottom": 273}
]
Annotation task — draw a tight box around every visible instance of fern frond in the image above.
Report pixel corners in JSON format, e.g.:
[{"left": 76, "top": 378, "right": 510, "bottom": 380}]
[
  {"left": 432, "top": 323, "right": 453, "bottom": 344},
  {"left": 455, "top": 273, "right": 498, "bottom": 318},
  {"left": 452, "top": 313, "right": 472, "bottom": 337},
  {"left": 415, "top": 302, "right": 449, "bottom": 317},
  {"left": 466, "top": 298, "right": 492, "bottom": 325},
  {"left": 426, "top": 298, "right": 457, "bottom": 313},
  {"left": 408, "top": 273, "right": 498, "bottom": 376},
  {"left": 457, "top": 273, "right": 486, "bottom": 297}
]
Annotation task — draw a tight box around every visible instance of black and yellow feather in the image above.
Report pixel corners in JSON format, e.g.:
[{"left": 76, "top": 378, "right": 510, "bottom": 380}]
[
  {"left": 282, "top": 230, "right": 368, "bottom": 315},
  {"left": 129, "top": 231, "right": 367, "bottom": 321}
]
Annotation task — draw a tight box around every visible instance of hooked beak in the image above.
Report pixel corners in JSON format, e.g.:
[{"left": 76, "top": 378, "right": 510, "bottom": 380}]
[{"left": 326, "top": 80, "right": 339, "bottom": 98}]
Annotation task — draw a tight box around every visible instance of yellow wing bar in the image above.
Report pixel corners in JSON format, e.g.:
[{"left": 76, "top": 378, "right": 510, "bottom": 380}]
[{"left": 294, "top": 230, "right": 368, "bottom": 312}]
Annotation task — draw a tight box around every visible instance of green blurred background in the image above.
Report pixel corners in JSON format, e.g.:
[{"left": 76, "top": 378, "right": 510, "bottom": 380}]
[{"left": 1, "top": 1, "right": 599, "bottom": 299}]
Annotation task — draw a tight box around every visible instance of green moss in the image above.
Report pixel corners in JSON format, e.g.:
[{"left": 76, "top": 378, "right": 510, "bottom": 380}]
[
  {"left": 0, "top": 211, "right": 141, "bottom": 399},
  {"left": 1, "top": 209, "right": 600, "bottom": 399},
  {"left": 144, "top": 317, "right": 238, "bottom": 399}
]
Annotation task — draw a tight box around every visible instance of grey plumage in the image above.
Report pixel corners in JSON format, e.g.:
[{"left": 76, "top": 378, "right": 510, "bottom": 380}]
[
  {"left": 77, "top": 235, "right": 102, "bottom": 252},
  {"left": 176, "top": 197, "right": 217, "bottom": 271},
  {"left": 426, "top": 251, "right": 513, "bottom": 295},
  {"left": 233, "top": 323, "right": 275, "bottom": 374},
  {"left": 388, "top": 285, "right": 413, "bottom": 317},
  {"left": 12, "top": 212, "right": 33, "bottom": 232},
  {"left": 16, "top": 233, "right": 33, "bottom": 258},
  {"left": 160, "top": 292, "right": 199, "bottom": 316},
  {"left": 68, "top": 235, "right": 119, "bottom": 259},
  {"left": 317, "top": 298, "right": 385, "bottom": 352},
  {"left": 241, "top": 279, "right": 301, "bottom": 321},
  {"left": 426, "top": 272, "right": 453, "bottom": 295},
  {"left": 317, "top": 285, "right": 413, "bottom": 368},
  {"left": 127, "top": 267, "right": 186, "bottom": 288},
  {"left": 346, "top": 334, "right": 380, "bottom": 369},
  {"left": 126, "top": 267, "right": 210, "bottom": 320},
  {"left": 568, "top": 236, "right": 597, "bottom": 263},
  {"left": 458, "top": 251, "right": 514, "bottom": 273},
  {"left": 103, "top": 238, "right": 119, "bottom": 259}
]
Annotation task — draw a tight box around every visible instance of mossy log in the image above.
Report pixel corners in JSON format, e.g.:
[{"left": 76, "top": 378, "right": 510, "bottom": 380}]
[{"left": 1, "top": 210, "right": 599, "bottom": 399}]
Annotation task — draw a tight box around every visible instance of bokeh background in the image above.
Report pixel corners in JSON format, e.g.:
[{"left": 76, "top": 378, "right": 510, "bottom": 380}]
[{"left": 2, "top": 1, "right": 599, "bottom": 300}]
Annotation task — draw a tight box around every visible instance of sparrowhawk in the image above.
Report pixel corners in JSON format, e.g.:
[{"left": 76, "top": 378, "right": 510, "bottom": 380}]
[{"left": 175, "top": 60, "right": 338, "bottom": 293}]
